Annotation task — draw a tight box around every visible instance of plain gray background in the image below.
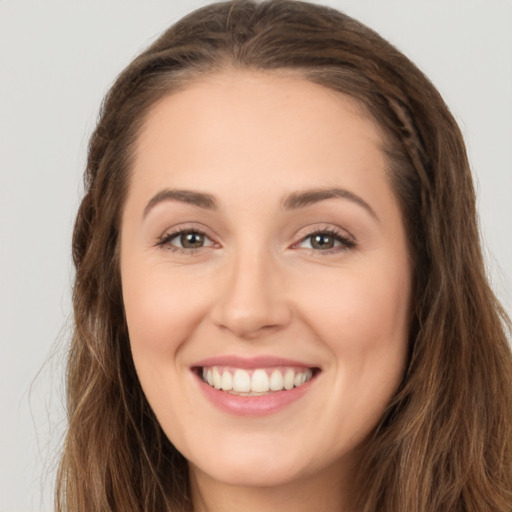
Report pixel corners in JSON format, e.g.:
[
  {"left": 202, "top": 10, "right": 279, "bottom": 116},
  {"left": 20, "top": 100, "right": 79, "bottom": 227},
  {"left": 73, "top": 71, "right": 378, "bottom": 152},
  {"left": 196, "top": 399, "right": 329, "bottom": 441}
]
[{"left": 1, "top": 1, "right": 511, "bottom": 511}]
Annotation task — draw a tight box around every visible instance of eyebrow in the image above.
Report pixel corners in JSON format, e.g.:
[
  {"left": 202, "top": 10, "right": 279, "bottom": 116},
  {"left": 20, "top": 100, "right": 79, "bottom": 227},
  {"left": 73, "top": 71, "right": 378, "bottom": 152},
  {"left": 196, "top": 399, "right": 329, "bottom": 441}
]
[
  {"left": 143, "top": 189, "right": 218, "bottom": 217},
  {"left": 282, "top": 187, "right": 379, "bottom": 221},
  {"left": 143, "top": 186, "right": 378, "bottom": 221}
]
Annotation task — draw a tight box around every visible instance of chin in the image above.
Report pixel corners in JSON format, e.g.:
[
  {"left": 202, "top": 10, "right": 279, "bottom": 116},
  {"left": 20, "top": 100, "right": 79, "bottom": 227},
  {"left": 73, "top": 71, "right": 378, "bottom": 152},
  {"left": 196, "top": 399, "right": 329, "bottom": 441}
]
[{"left": 189, "top": 447, "right": 310, "bottom": 488}]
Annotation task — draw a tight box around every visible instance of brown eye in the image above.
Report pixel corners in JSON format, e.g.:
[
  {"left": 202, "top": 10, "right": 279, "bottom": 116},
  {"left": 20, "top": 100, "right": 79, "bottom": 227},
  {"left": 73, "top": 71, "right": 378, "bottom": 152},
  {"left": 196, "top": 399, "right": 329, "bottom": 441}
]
[
  {"left": 310, "top": 233, "right": 336, "bottom": 250},
  {"left": 180, "top": 232, "right": 205, "bottom": 248},
  {"left": 158, "top": 230, "right": 214, "bottom": 251},
  {"left": 297, "top": 230, "right": 355, "bottom": 252}
]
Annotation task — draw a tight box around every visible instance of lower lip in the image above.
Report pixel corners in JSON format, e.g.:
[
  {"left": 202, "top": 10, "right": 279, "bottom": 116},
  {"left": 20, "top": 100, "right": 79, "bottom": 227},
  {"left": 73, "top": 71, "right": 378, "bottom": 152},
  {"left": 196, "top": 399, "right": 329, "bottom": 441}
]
[{"left": 195, "top": 373, "right": 316, "bottom": 416}]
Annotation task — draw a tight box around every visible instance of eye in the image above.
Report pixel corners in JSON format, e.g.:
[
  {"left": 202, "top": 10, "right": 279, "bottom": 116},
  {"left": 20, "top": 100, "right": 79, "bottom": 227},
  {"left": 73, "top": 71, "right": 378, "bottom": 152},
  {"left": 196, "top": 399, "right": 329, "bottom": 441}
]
[
  {"left": 157, "top": 229, "right": 214, "bottom": 251},
  {"left": 297, "top": 230, "right": 355, "bottom": 252},
  {"left": 175, "top": 231, "right": 210, "bottom": 249}
]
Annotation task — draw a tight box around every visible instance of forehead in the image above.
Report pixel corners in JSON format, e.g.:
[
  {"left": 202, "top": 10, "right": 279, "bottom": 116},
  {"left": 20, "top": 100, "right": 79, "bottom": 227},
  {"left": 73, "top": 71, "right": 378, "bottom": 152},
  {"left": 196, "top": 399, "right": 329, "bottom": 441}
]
[
  {"left": 130, "top": 69, "right": 387, "bottom": 192},
  {"left": 138, "top": 69, "right": 380, "bottom": 138}
]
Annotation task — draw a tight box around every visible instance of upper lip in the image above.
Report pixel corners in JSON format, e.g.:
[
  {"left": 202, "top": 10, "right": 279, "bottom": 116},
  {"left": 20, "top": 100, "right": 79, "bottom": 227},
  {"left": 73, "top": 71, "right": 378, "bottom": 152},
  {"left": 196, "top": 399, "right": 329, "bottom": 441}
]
[{"left": 192, "top": 355, "right": 319, "bottom": 370}]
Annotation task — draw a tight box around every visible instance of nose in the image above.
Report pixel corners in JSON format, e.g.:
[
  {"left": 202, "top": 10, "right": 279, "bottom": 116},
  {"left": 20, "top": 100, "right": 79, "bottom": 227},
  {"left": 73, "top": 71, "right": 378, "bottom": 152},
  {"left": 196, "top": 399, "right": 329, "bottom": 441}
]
[{"left": 210, "top": 247, "right": 292, "bottom": 340}]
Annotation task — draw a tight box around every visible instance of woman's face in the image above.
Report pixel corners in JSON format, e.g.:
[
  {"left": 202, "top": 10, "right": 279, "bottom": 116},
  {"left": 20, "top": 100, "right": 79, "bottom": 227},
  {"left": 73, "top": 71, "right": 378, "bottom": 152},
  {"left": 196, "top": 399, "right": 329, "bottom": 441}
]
[{"left": 120, "top": 71, "right": 411, "bottom": 492}]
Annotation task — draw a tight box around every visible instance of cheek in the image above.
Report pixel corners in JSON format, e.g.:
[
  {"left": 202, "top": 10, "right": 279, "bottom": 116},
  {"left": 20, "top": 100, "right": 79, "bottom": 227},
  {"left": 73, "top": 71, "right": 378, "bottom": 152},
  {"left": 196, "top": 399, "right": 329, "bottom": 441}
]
[
  {"left": 297, "top": 263, "right": 410, "bottom": 444},
  {"left": 122, "top": 262, "right": 210, "bottom": 356},
  {"left": 298, "top": 255, "right": 411, "bottom": 398},
  {"left": 121, "top": 261, "right": 209, "bottom": 434},
  {"left": 302, "top": 265, "right": 410, "bottom": 350}
]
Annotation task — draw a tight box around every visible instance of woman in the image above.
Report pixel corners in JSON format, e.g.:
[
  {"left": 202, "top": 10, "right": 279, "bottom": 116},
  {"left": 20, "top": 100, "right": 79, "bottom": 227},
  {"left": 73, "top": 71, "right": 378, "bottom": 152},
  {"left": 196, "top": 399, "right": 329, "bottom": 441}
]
[{"left": 57, "top": 1, "right": 512, "bottom": 510}]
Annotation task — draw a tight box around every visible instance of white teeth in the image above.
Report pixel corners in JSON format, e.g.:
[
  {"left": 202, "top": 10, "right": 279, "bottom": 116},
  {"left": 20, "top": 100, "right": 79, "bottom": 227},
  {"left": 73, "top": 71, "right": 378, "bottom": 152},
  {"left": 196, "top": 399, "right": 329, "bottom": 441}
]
[
  {"left": 201, "top": 366, "right": 315, "bottom": 394},
  {"left": 221, "top": 370, "right": 232, "bottom": 391},
  {"left": 212, "top": 367, "right": 222, "bottom": 389},
  {"left": 251, "top": 369, "right": 270, "bottom": 392},
  {"left": 284, "top": 369, "right": 295, "bottom": 390},
  {"left": 233, "top": 369, "right": 251, "bottom": 392},
  {"left": 269, "top": 369, "right": 284, "bottom": 391}
]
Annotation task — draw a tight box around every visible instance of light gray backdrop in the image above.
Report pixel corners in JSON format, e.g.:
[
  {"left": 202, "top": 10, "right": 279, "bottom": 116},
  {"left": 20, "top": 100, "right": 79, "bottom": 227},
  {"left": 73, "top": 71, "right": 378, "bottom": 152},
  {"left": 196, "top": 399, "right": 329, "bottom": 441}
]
[{"left": 1, "top": 1, "right": 511, "bottom": 511}]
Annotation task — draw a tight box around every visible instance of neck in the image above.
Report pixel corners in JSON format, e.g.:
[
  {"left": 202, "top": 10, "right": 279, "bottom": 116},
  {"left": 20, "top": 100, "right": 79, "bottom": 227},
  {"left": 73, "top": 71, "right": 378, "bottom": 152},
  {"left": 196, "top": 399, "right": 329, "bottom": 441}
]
[{"left": 189, "top": 461, "right": 357, "bottom": 512}]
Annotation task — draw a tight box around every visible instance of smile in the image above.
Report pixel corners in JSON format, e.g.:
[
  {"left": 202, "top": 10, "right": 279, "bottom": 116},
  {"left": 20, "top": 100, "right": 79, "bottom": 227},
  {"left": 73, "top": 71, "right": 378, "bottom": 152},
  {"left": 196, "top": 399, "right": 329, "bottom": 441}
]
[
  {"left": 192, "top": 357, "right": 321, "bottom": 415},
  {"left": 201, "top": 366, "right": 315, "bottom": 395}
]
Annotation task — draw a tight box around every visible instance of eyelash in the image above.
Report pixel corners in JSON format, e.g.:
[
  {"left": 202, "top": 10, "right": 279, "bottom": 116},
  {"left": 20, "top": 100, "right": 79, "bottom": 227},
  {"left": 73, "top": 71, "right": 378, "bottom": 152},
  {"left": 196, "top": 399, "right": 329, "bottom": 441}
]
[
  {"left": 294, "top": 227, "right": 356, "bottom": 254},
  {"left": 156, "top": 228, "right": 216, "bottom": 254},
  {"left": 155, "top": 227, "right": 356, "bottom": 254}
]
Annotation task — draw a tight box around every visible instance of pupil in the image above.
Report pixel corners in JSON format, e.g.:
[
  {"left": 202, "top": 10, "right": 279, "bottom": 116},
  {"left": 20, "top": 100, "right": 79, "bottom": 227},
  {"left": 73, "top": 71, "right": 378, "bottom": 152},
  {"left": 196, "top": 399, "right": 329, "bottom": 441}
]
[
  {"left": 312, "top": 234, "right": 334, "bottom": 249},
  {"left": 181, "top": 232, "right": 204, "bottom": 248}
]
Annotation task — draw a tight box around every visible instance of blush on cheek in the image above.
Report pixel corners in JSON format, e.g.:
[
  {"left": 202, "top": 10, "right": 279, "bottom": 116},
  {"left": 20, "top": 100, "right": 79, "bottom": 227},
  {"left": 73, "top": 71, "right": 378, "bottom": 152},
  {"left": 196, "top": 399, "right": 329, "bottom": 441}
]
[{"left": 124, "top": 278, "right": 214, "bottom": 358}]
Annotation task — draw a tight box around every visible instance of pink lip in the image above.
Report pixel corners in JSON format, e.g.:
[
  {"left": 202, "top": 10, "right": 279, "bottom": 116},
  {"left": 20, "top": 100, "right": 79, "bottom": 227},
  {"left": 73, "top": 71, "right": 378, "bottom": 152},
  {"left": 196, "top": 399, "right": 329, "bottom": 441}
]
[
  {"left": 195, "top": 375, "right": 316, "bottom": 416},
  {"left": 191, "top": 356, "right": 319, "bottom": 417},
  {"left": 193, "top": 355, "right": 315, "bottom": 369}
]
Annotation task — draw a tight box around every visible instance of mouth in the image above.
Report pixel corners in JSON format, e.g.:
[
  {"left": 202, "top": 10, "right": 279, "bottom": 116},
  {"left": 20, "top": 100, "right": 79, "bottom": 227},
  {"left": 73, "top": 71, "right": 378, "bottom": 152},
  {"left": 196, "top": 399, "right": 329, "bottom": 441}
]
[{"left": 194, "top": 365, "right": 320, "bottom": 396}]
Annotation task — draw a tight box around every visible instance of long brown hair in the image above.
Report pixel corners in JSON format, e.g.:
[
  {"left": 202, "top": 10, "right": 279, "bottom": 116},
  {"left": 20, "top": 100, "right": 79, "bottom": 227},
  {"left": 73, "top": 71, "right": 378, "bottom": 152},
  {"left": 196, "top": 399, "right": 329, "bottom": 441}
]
[{"left": 57, "top": 1, "right": 512, "bottom": 510}]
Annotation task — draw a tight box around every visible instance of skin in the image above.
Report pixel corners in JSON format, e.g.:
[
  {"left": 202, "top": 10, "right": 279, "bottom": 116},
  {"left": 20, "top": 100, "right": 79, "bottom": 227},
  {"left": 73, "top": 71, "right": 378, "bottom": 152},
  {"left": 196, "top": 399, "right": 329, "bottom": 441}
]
[{"left": 120, "top": 70, "right": 412, "bottom": 512}]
